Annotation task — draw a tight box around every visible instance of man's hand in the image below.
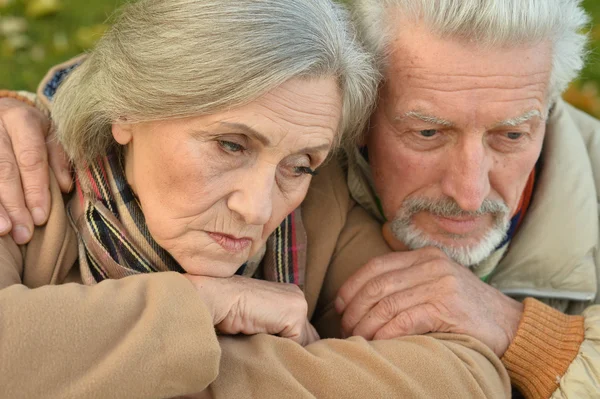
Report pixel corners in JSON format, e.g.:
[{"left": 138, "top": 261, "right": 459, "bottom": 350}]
[
  {"left": 335, "top": 247, "right": 523, "bottom": 357},
  {"left": 184, "top": 274, "right": 319, "bottom": 346},
  {"left": 0, "top": 97, "right": 72, "bottom": 243}
]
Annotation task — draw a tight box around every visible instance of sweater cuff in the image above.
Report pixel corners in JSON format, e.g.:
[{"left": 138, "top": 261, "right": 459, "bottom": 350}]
[{"left": 501, "top": 297, "right": 585, "bottom": 399}]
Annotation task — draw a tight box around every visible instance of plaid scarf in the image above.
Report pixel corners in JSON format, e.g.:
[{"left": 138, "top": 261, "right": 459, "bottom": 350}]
[{"left": 69, "top": 152, "right": 307, "bottom": 288}]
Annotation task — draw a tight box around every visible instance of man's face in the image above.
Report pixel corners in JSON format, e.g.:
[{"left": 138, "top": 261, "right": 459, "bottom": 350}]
[{"left": 368, "top": 19, "right": 552, "bottom": 266}]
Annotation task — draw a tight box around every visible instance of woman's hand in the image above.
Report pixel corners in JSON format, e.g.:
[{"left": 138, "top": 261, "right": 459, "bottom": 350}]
[
  {"left": 183, "top": 274, "right": 319, "bottom": 346},
  {"left": 0, "top": 97, "right": 72, "bottom": 243}
]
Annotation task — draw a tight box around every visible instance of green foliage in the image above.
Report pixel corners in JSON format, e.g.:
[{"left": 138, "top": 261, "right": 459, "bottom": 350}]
[
  {"left": 0, "top": 0, "right": 599, "bottom": 117},
  {"left": 0, "top": 0, "right": 125, "bottom": 91}
]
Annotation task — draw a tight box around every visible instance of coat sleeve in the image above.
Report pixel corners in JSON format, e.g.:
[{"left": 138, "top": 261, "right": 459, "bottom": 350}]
[
  {"left": 203, "top": 202, "right": 511, "bottom": 399},
  {"left": 0, "top": 175, "right": 221, "bottom": 399}
]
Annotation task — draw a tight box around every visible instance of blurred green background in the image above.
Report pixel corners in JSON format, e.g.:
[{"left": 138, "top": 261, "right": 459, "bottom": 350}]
[{"left": 1, "top": 0, "right": 600, "bottom": 118}]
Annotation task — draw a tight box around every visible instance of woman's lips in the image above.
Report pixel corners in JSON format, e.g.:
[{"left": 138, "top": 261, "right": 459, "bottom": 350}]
[{"left": 207, "top": 232, "right": 252, "bottom": 253}]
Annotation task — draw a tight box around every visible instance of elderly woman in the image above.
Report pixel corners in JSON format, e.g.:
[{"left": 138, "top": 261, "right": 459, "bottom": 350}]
[
  {"left": 0, "top": 1, "right": 512, "bottom": 398},
  {"left": 0, "top": 0, "right": 376, "bottom": 395}
]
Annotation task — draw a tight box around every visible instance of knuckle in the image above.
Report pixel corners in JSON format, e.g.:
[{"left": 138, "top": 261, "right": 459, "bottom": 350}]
[
  {"left": 17, "top": 149, "right": 46, "bottom": 170},
  {"left": 364, "top": 277, "right": 386, "bottom": 299},
  {"left": 0, "top": 159, "right": 19, "bottom": 182},
  {"left": 289, "top": 293, "right": 308, "bottom": 315},
  {"left": 23, "top": 185, "right": 43, "bottom": 199},
  {"left": 393, "top": 312, "right": 416, "bottom": 333},
  {"left": 421, "top": 259, "right": 443, "bottom": 276},
  {"left": 4, "top": 105, "right": 42, "bottom": 124},
  {"left": 438, "top": 274, "right": 460, "bottom": 293},
  {"left": 421, "top": 246, "right": 446, "bottom": 259},
  {"left": 375, "top": 296, "right": 398, "bottom": 320},
  {"left": 365, "top": 257, "right": 385, "bottom": 274}
]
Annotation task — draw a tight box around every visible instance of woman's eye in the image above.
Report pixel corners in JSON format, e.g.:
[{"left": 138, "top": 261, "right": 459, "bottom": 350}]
[
  {"left": 293, "top": 166, "right": 318, "bottom": 176},
  {"left": 506, "top": 132, "right": 523, "bottom": 140},
  {"left": 419, "top": 129, "right": 438, "bottom": 138},
  {"left": 218, "top": 140, "right": 245, "bottom": 153}
]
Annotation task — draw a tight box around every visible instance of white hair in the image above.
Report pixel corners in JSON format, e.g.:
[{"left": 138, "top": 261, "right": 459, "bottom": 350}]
[
  {"left": 350, "top": 0, "right": 590, "bottom": 101},
  {"left": 52, "top": 0, "right": 379, "bottom": 165}
]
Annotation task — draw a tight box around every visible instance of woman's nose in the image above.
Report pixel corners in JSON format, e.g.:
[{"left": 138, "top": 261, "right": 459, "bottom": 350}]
[{"left": 227, "top": 166, "right": 275, "bottom": 226}]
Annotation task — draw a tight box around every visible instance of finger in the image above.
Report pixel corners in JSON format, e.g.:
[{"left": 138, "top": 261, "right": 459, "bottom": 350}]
[
  {"left": 351, "top": 283, "right": 432, "bottom": 340},
  {"left": 335, "top": 247, "right": 446, "bottom": 314},
  {"left": 340, "top": 257, "right": 452, "bottom": 336},
  {"left": 373, "top": 304, "right": 440, "bottom": 341},
  {"left": 3, "top": 106, "right": 51, "bottom": 225},
  {"left": 47, "top": 128, "right": 73, "bottom": 192},
  {"left": 302, "top": 320, "right": 320, "bottom": 346},
  {"left": 0, "top": 123, "right": 33, "bottom": 243},
  {"left": 0, "top": 203, "right": 12, "bottom": 235},
  {"left": 340, "top": 267, "right": 429, "bottom": 336}
]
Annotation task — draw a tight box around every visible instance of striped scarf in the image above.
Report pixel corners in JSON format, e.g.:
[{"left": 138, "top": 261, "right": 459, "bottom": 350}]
[{"left": 68, "top": 152, "right": 307, "bottom": 288}]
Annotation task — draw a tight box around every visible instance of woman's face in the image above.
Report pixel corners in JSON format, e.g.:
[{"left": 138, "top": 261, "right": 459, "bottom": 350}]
[{"left": 112, "top": 77, "right": 341, "bottom": 277}]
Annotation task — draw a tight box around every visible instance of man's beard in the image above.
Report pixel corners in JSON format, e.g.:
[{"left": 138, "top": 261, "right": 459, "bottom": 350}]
[{"left": 390, "top": 197, "right": 511, "bottom": 267}]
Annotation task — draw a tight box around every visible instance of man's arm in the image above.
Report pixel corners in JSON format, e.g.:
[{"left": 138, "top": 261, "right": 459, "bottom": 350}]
[
  {"left": 210, "top": 331, "right": 510, "bottom": 399},
  {"left": 0, "top": 92, "right": 72, "bottom": 243}
]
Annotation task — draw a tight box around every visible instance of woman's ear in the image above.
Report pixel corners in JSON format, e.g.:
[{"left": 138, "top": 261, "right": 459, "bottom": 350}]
[{"left": 112, "top": 122, "right": 133, "bottom": 145}]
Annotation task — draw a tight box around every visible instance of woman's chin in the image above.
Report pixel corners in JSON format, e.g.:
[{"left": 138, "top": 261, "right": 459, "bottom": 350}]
[{"left": 177, "top": 252, "right": 247, "bottom": 278}]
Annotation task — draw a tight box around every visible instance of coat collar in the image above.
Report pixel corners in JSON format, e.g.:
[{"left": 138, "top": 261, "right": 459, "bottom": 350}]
[{"left": 490, "top": 100, "right": 598, "bottom": 300}]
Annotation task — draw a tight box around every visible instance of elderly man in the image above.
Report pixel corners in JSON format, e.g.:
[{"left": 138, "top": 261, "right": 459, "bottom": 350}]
[
  {"left": 0, "top": 0, "right": 598, "bottom": 397},
  {"left": 333, "top": 0, "right": 599, "bottom": 397}
]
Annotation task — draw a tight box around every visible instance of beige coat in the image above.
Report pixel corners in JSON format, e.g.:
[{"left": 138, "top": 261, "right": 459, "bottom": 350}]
[{"left": 0, "top": 60, "right": 510, "bottom": 398}]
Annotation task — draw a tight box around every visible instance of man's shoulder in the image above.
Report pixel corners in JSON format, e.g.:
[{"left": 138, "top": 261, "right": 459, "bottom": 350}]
[{"left": 555, "top": 99, "right": 600, "bottom": 136}]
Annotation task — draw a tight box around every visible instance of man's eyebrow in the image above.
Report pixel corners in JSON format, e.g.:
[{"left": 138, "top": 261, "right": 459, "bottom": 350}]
[
  {"left": 396, "top": 111, "right": 454, "bottom": 127},
  {"left": 219, "top": 122, "right": 271, "bottom": 146},
  {"left": 492, "top": 110, "right": 543, "bottom": 128}
]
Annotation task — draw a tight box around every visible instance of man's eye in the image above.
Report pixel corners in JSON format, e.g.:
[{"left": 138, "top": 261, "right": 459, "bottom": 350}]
[
  {"left": 419, "top": 129, "right": 438, "bottom": 138},
  {"left": 219, "top": 140, "right": 245, "bottom": 153},
  {"left": 506, "top": 132, "right": 523, "bottom": 140},
  {"left": 293, "top": 166, "right": 318, "bottom": 176}
]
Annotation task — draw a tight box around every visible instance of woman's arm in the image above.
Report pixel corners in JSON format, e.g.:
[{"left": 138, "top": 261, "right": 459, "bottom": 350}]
[{"left": 0, "top": 273, "right": 221, "bottom": 398}]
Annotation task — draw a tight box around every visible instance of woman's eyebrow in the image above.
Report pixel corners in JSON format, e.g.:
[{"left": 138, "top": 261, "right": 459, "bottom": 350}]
[{"left": 219, "top": 122, "right": 271, "bottom": 145}]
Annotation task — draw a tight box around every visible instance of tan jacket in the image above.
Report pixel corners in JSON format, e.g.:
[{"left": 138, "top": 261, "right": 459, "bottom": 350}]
[
  {"left": 347, "top": 99, "right": 600, "bottom": 398},
  {"left": 0, "top": 60, "right": 510, "bottom": 398}
]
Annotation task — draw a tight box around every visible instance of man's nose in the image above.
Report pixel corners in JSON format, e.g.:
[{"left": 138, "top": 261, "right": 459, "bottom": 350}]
[
  {"left": 227, "top": 165, "right": 274, "bottom": 226},
  {"left": 441, "top": 140, "right": 491, "bottom": 212}
]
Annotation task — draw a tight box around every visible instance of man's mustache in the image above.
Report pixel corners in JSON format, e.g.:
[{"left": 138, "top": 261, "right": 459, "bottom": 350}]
[{"left": 395, "top": 196, "right": 510, "bottom": 220}]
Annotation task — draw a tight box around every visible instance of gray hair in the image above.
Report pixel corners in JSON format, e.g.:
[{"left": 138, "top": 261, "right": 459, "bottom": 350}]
[
  {"left": 52, "top": 0, "right": 379, "bottom": 165},
  {"left": 350, "top": 0, "right": 590, "bottom": 101}
]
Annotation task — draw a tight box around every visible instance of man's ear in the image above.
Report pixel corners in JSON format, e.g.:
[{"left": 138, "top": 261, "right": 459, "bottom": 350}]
[{"left": 112, "top": 122, "right": 133, "bottom": 145}]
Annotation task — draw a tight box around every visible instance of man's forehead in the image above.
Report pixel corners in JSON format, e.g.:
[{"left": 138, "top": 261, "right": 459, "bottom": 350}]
[{"left": 385, "top": 19, "right": 553, "bottom": 81}]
